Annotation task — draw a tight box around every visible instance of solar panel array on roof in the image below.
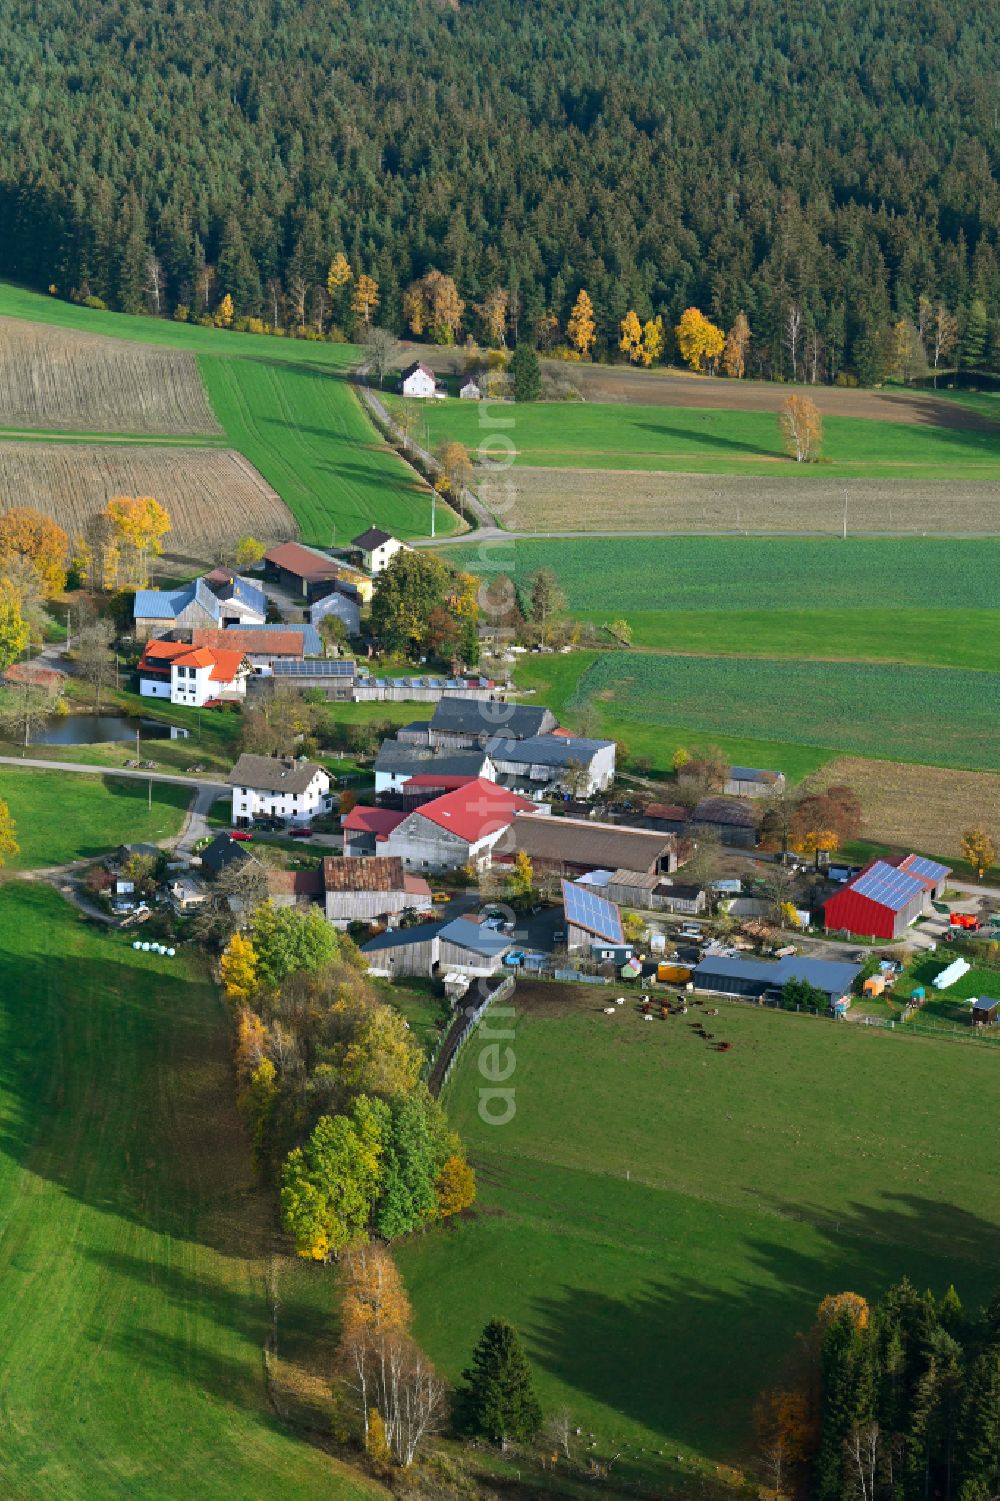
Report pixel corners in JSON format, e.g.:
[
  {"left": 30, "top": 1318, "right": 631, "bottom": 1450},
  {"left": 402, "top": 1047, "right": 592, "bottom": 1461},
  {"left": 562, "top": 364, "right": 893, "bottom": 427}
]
[
  {"left": 900, "top": 854, "right": 950, "bottom": 883},
  {"left": 851, "top": 861, "right": 925, "bottom": 911},
  {"left": 561, "top": 879, "right": 624, "bottom": 944},
  {"left": 271, "top": 659, "right": 355, "bottom": 677}
]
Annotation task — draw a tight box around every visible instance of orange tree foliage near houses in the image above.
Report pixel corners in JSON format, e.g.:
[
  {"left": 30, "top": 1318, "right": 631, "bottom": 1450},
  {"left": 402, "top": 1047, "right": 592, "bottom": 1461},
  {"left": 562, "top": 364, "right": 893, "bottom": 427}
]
[
  {"left": 0, "top": 507, "right": 69, "bottom": 598},
  {"left": 103, "top": 495, "right": 171, "bottom": 587}
]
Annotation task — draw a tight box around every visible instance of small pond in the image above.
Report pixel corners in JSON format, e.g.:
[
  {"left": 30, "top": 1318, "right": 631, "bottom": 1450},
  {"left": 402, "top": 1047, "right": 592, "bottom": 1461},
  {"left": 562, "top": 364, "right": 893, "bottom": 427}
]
[{"left": 28, "top": 714, "right": 189, "bottom": 747}]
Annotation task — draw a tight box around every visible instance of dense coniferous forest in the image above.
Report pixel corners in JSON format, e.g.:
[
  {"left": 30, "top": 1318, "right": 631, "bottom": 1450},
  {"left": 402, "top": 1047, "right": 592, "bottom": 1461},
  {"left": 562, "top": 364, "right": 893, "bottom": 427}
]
[{"left": 1, "top": 0, "right": 998, "bottom": 374}]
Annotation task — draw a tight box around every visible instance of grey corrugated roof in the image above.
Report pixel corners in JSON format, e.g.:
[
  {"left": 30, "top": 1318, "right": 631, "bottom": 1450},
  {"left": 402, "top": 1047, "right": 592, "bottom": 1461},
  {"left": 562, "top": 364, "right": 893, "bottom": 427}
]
[
  {"left": 374, "top": 740, "right": 491, "bottom": 777},
  {"left": 431, "top": 698, "right": 554, "bottom": 739},
  {"left": 362, "top": 921, "right": 445, "bottom": 952},
  {"left": 694, "top": 954, "right": 861, "bottom": 996},
  {"left": 438, "top": 916, "right": 513, "bottom": 956},
  {"left": 693, "top": 797, "right": 757, "bottom": 828},
  {"left": 728, "top": 766, "right": 780, "bottom": 783},
  {"left": 486, "top": 733, "right": 613, "bottom": 768},
  {"left": 134, "top": 577, "right": 222, "bottom": 622}
]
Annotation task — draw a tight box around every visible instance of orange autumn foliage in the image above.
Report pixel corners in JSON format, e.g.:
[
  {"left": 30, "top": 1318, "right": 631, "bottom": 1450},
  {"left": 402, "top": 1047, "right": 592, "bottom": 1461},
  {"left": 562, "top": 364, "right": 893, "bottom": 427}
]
[{"left": 0, "top": 507, "right": 69, "bottom": 598}]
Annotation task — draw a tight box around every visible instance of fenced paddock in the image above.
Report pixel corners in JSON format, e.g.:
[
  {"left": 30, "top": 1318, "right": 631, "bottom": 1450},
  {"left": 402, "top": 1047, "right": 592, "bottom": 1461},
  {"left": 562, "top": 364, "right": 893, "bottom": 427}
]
[
  {"left": 0, "top": 315, "right": 221, "bottom": 434},
  {"left": 0, "top": 441, "right": 295, "bottom": 556}
]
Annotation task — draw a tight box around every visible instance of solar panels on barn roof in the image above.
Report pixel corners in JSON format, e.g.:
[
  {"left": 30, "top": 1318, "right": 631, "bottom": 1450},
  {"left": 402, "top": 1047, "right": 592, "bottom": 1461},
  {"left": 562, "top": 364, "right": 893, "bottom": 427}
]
[
  {"left": 271, "top": 658, "right": 355, "bottom": 677},
  {"left": 561, "top": 879, "right": 624, "bottom": 944},
  {"left": 850, "top": 861, "right": 925, "bottom": 911},
  {"left": 898, "top": 853, "right": 950, "bottom": 884}
]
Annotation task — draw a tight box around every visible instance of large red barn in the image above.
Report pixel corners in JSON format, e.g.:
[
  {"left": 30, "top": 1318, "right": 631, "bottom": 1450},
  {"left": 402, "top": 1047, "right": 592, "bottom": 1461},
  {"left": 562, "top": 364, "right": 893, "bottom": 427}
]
[{"left": 823, "top": 855, "right": 951, "bottom": 939}]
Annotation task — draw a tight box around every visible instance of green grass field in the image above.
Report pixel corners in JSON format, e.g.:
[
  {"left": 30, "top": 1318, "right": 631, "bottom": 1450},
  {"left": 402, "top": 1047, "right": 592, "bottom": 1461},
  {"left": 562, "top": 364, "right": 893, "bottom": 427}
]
[
  {"left": 0, "top": 768, "right": 190, "bottom": 869},
  {"left": 387, "top": 394, "right": 1000, "bottom": 481},
  {"left": 0, "top": 280, "right": 454, "bottom": 545},
  {"left": 569, "top": 652, "right": 1000, "bottom": 772},
  {"left": 0, "top": 882, "right": 375, "bottom": 1500},
  {"left": 397, "top": 986, "right": 1000, "bottom": 1490}
]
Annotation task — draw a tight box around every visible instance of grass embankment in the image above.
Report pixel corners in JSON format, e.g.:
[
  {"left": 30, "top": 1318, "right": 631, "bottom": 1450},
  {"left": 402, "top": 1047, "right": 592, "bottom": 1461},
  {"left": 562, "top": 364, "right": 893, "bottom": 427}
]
[
  {"left": 397, "top": 986, "right": 1000, "bottom": 1493},
  {"left": 387, "top": 394, "right": 1000, "bottom": 482},
  {"left": 0, "top": 279, "right": 453, "bottom": 546},
  {"left": 0, "top": 767, "right": 190, "bottom": 869},
  {"left": 0, "top": 883, "right": 378, "bottom": 1500}
]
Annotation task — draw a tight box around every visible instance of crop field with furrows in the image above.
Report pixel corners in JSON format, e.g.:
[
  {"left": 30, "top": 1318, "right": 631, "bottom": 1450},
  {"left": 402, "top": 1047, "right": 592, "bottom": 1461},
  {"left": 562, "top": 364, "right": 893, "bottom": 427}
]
[
  {"left": 459, "top": 535, "right": 1000, "bottom": 612},
  {"left": 569, "top": 652, "right": 1000, "bottom": 771},
  {"left": 801, "top": 756, "right": 1000, "bottom": 863},
  {"left": 0, "top": 442, "right": 295, "bottom": 554},
  {"left": 0, "top": 314, "right": 221, "bottom": 434},
  {"left": 486, "top": 466, "right": 1000, "bottom": 534}
]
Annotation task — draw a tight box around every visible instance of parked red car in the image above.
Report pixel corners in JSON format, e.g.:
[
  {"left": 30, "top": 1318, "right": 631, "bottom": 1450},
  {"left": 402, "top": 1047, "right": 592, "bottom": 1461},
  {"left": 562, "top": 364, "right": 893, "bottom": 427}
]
[
  {"left": 288, "top": 826, "right": 313, "bottom": 839},
  {"left": 229, "top": 830, "right": 254, "bottom": 842}
]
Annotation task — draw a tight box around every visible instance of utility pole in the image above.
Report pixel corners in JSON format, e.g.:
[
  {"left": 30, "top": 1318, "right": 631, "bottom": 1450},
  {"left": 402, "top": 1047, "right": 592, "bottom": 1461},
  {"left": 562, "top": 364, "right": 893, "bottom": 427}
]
[
  {"left": 148, "top": 776, "right": 152, "bottom": 811},
  {"left": 431, "top": 486, "right": 436, "bottom": 539},
  {"left": 842, "top": 489, "right": 848, "bottom": 540},
  {"left": 136, "top": 725, "right": 141, "bottom": 763}
]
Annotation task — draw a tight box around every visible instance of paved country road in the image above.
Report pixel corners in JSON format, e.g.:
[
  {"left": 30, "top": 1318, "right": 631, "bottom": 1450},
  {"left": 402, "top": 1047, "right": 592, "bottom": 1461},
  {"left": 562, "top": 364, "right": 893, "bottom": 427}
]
[{"left": 0, "top": 752, "right": 227, "bottom": 791}]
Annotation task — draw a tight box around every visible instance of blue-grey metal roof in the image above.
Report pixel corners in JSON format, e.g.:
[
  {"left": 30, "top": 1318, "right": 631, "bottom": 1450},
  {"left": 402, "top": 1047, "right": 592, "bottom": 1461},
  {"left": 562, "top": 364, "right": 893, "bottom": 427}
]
[
  {"left": 728, "top": 766, "right": 779, "bottom": 783},
  {"left": 694, "top": 954, "right": 861, "bottom": 997},
  {"left": 432, "top": 698, "right": 552, "bottom": 739},
  {"left": 374, "top": 740, "right": 490, "bottom": 776},
  {"left": 561, "top": 878, "right": 624, "bottom": 944},
  {"left": 487, "top": 733, "right": 612, "bottom": 768},
  {"left": 851, "top": 861, "right": 925, "bottom": 911},
  {"left": 362, "top": 921, "right": 445, "bottom": 953},
  {"left": 134, "top": 579, "right": 221, "bottom": 622},
  {"left": 438, "top": 916, "right": 513, "bottom": 956},
  {"left": 217, "top": 575, "right": 267, "bottom": 617}
]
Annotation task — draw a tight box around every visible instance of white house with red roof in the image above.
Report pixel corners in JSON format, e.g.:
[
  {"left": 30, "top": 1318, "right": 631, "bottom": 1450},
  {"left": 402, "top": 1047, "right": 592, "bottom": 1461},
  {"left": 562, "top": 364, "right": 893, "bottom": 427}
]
[
  {"left": 137, "top": 639, "right": 251, "bottom": 707},
  {"left": 383, "top": 777, "right": 538, "bottom": 872}
]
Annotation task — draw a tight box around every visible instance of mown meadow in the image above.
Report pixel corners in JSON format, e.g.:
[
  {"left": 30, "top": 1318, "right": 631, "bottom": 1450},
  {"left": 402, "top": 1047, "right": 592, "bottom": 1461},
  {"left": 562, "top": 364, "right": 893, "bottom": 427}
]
[
  {"left": 398, "top": 986, "right": 1000, "bottom": 1493},
  {"left": 0, "top": 881, "right": 376, "bottom": 1500}
]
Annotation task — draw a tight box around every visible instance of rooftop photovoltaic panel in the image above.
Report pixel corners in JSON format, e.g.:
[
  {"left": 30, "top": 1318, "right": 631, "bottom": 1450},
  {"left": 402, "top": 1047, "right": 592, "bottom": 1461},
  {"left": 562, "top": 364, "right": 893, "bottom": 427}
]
[
  {"left": 900, "top": 854, "right": 950, "bottom": 883},
  {"left": 850, "top": 861, "right": 925, "bottom": 911},
  {"left": 561, "top": 879, "right": 624, "bottom": 944},
  {"left": 271, "top": 658, "right": 355, "bottom": 677}
]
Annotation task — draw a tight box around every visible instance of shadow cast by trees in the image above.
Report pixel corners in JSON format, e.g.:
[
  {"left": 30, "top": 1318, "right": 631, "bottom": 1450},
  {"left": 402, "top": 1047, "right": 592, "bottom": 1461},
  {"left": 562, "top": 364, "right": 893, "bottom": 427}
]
[{"left": 525, "top": 1186, "right": 1000, "bottom": 1462}]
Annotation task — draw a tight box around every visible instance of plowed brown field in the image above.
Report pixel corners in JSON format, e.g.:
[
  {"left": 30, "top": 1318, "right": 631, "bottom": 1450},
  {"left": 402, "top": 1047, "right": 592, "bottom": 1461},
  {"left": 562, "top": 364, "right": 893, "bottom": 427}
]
[
  {"left": 493, "top": 466, "right": 1000, "bottom": 533},
  {"left": 0, "top": 442, "right": 294, "bottom": 554},
  {"left": 0, "top": 315, "right": 221, "bottom": 434}
]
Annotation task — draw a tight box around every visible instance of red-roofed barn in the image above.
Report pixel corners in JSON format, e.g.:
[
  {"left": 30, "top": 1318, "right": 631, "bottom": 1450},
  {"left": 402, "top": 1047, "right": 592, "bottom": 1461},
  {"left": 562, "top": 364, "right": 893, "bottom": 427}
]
[{"left": 383, "top": 778, "right": 537, "bottom": 872}]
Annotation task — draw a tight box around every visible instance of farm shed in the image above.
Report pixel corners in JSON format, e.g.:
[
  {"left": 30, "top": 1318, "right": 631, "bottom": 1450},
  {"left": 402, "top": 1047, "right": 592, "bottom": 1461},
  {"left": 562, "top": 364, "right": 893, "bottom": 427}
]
[
  {"left": 891, "top": 852, "right": 951, "bottom": 900},
  {"left": 724, "top": 766, "right": 786, "bottom": 799},
  {"left": 264, "top": 541, "right": 357, "bottom": 603},
  {"left": 361, "top": 921, "right": 443, "bottom": 978},
  {"left": 561, "top": 878, "right": 626, "bottom": 955},
  {"left": 693, "top": 954, "right": 861, "bottom": 1008},
  {"left": 436, "top": 917, "right": 513, "bottom": 976},
  {"left": 133, "top": 576, "right": 263, "bottom": 641},
  {"left": 824, "top": 857, "right": 942, "bottom": 939},
  {"left": 342, "top": 805, "right": 407, "bottom": 857},
  {"left": 485, "top": 732, "right": 617, "bottom": 798},
  {"left": 383, "top": 779, "right": 536, "bottom": 872},
  {"left": 361, "top": 915, "right": 511, "bottom": 978},
  {"left": 267, "top": 868, "right": 324, "bottom": 909},
  {"left": 691, "top": 797, "right": 758, "bottom": 849},
  {"left": 640, "top": 803, "right": 692, "bottom": 835},
  {"left": 459, "top": 376, "right": 482, "bottom": 399},
  {"left": 605, "top": 869, "right": 659, "bottom": 908},
  {"left": 972, "top": 997, "right": 999, "bottom": 1026},
  {"left": 322, "top": 855, "right": 432, "bottom": 929},
  {"left": 426, "top": 698, "right": 557, "bottom": 749},
  {"left": 374, "top": 739, "right": 496, "bottom": 794},
  {"left": 493, "top": 814, "right": 676, "bottom": 880},
  {"left": 192, "top": 626, "right": 312, "bottom": 667},
  {"left": 651, "top": 882, "right": 706, "bottom": 915},
  {"left": 354, "top": 676, "right": 496, "bottom": 705},
  {"left": 308, "top": 584, "right": 361, "bottom": 637},
  {"left": 251, "top": 658, "right": 356, "bottom": 700}
]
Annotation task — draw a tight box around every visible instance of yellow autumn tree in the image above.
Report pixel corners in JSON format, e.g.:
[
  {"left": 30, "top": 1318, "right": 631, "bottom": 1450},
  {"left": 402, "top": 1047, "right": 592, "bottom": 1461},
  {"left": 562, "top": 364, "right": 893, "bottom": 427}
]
[
  {"left": 475, "top": 287, "right": 509, "bottom": 347},
  {"left": 351, "top": 274, "right": 380, "bottom": 327},
  {"left": 675, "top": 307, "right": 725, "bottom": 372},
  {"left": 723, "top": 311, "right": 751, "bottom": 378},
  {"left": 960, "top": 826, "right": 996, "bottom": 880},
  {"left": 619, "top": 309, "right": 643, "bottom": 362},
  {"left": 0, "top": 798, "right": 19, "bottom": 868},
  {"left": 0, "top": 580, "right": 29, "bottom": 672},
  {"left": 403, "top": 269, "right": 464, "bottom": 344},
  {"left": 567, "top": 290, "right": 596, "bottom": 356},
  {"left": 216, "top": 292, "right": 234, "bottom": 327},
  {"left": 640, "top": 315, "right": 664, "bottom": 367},
  {"left": 435, "top": 1155, "right": 476, "bottom": 1217},
  {"left": 816, "top": 1291, "right": 870, "bottom": 1331},
  {"left": 779, "top": 394, "right": 823, "bottom": 462},
  {"left": 103, "top": 495, "right": 171, "bottom": 588},
  {"left": 221, "top": 932, "right": 258, "bottom": 1005},
  {"left": 327, "top": 252, "right": 352, "bottom": 296}
]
